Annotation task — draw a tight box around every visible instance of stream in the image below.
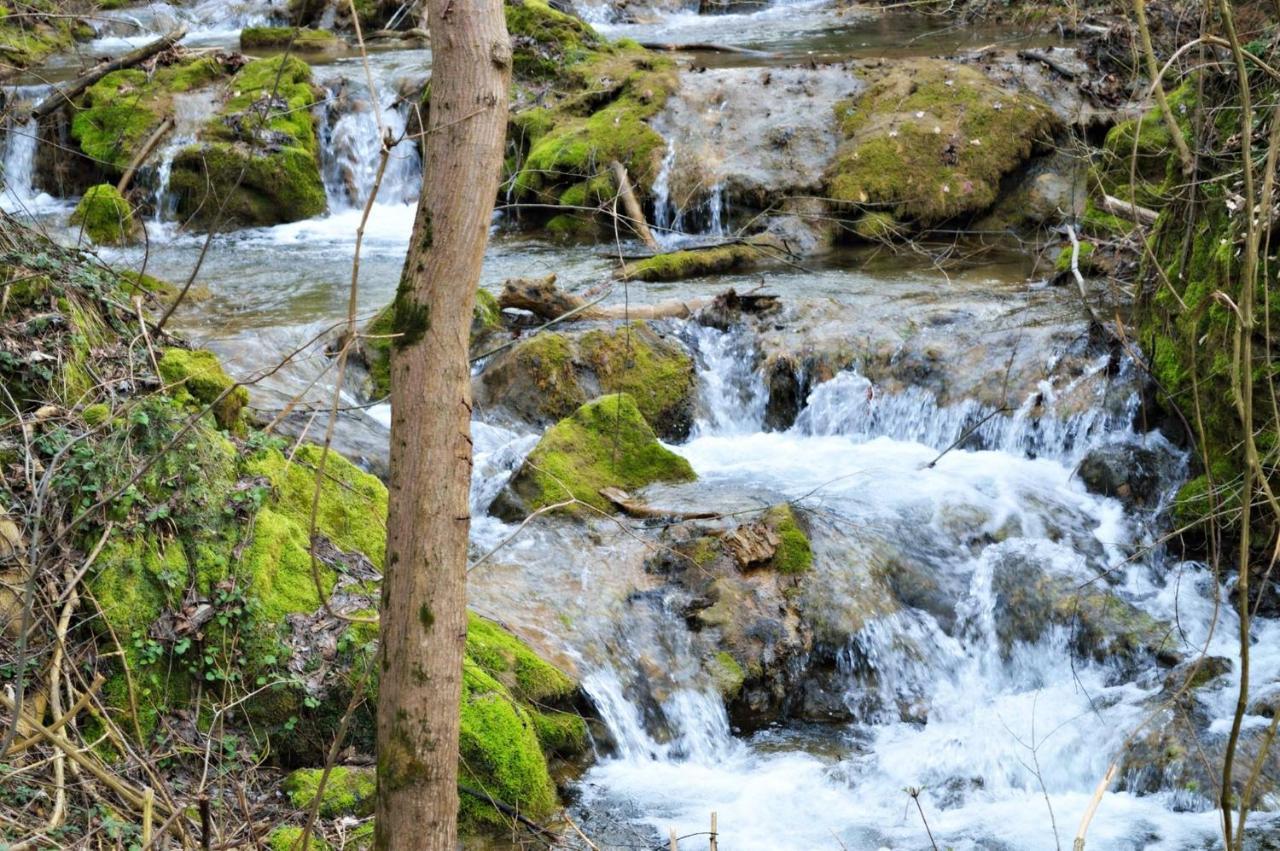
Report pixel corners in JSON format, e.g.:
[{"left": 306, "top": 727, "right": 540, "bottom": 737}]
[{"left": 3, "top": 1, "right": 1277, "bottom": 848}]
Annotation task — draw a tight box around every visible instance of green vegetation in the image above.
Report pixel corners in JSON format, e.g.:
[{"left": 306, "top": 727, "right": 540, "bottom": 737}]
[
  {"left": 70, "top": 184, "right": 136, "bottom": 245},
  {"left": 826, "top": 60, "right": 1059, "bottom": 229},
  {"left": 240, "top": 26, "right": 339, "bottom": 51},
  {"left": 621, "top": 243, "right": 762, "bottom": 281},
  {"left": 0, "top": 0, "right": 85, "bottom": 70},
  {"left": 157, "top": 348, "right": 250, "bottom": 431},
  {"left": 503, "top": 393, "right": 697, "bottom": 513},
  {"left": 764, "top": 505, "right": 813, "bottom": 574},
  {"left": 283, "top": 766, "right": 376, "bottom": 817},
  {"left": 579, "top": 323, "right": 695, "bottom": 437},
  {"left": 170, "top": 56, "right": 327, "bottom": 227}
]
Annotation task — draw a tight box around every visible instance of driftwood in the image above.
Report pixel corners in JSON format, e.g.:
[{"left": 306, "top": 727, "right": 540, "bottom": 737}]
[
  {"left": 1098, "top": 193, "right": 1159, "bottom": 226},
  {"left": 499, "top": 274, "right": 713, "bottom": 320},
  {"left": 609, "top": 160, "right": 658, "bottom": 249},
  {"left": 32, "top": 28, "right": 189, "bottom": 120},
  {"left": 1017, "top": 49, "right": 1079, "bottom": 79},
  {"left": 600, "top": 487, "right": 720, "bottom": 520},
  {"left": 117, "top": 115, "right": 175, "bottom": 194},
  {"left": 638, "top": 40, "right": 774, "bottom": 57}
]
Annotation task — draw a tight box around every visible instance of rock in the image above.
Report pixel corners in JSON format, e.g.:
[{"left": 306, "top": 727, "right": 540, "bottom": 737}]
[
  {"left": 494, "top": 394, "right": 696, "bottom": 517},
  {"left": 70, "top": 184, "right": 137, "bottom": 245},
  {"left": 157, "top": 348, "right": 250, "bottom": 431},
  {"left": 170, "top": 56, "right": 327, "bottom": 228},
  {"left": 476, "top": 322, "right": 696, "bottom": 439},
  {"left": 990, "top": 547, "right": 1174, "bottom": 668},
  {"left": 976, "top": 149, "right": 1086, "bottom": 232},
  {"left": 1077, "top": 436, "right": 1184, "bottom": 509},
  {"left": 240, "top": 26, "right": 339, "bottom": 51},
  {"left": 826, "top": 59, "right": 1060, "bottom": 231}
]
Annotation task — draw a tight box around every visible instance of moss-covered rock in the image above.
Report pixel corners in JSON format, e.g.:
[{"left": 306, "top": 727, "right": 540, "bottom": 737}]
[
  {"left": 170, "top": 56, "right": 326, "bottom": 227},
  {"left": 70, "top": 184, "right": 137, "bottom": 245},
  {"left": 0, "top": 1, "right": 85, "bottom": 72},
  {"left": 282, "top": 766, "right": 376, "bottom": 817},
  {"left": 157, "top": 347, "right": 249, "bottom": 431},
  {"left": 478, "top": 322, "right": 696, "bottom": 438},
  {"left": 496, "top": 393, "right": 696, "bottom": 516},
  {"left": 240, "top": 26, "right": 339, "bottom": 51},
  {"left": 763, "top": 504, "right": 812, "bottom": 574},
  {"left": 826, "top": 59, "right": 1059, "bottom": 230},
  {"left": 267, "top": 826, "right": 330, "bottom": 851},
  {"left": 505, "top": 0, "right": 677, "bottom": 218},
  {"left": 72, "top": 57, "right": 231, "bottom": 175}
]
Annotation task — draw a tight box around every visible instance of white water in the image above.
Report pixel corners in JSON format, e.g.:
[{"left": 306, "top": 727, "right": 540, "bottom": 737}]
[
  {"left": 151, "top": 90, "right": 220, "bottom": 223},
  {"left": 317, "top": 75, "right": 422, "bottom": 210},
  {"left": 561, "top": 323, "right": 1275, "bottom": 850},
  {"left": 1, "top": 87, "right": 62, "bottom": 214}
]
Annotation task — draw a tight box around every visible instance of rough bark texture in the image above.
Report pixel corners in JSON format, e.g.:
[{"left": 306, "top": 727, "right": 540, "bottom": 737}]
[{"left": 373, "top": 0, "right": 511, "bottom": 846}]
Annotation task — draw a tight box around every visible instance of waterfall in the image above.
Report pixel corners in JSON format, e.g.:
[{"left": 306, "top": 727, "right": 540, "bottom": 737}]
[
  {"left": 650, "top": 137, "right": 731, "bottom": 246},
  {"left": 651, "top": 139, "right": 682, "bottom": 243},
  {"left": 319, "top": 79, "right": 421, "bottom": 210},
  {"left": 685, "top": 323, "right": 768, "bottom": 435},
  {"left": 151, "top": 90, "right": 220, "bottom": 223},
  {"left": 0, "top": 116, "right": 38, "bottom": 212}
]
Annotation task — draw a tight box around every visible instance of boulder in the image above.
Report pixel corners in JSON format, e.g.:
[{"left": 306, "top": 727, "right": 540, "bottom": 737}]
[
  {"left": 170, "top": 56, "right": 327, "bottom": 227},
  {"left": 826, "top": 59, "right": 1060, "bottom": 232},
  {"left": 476, "top": 322, "right": 696, "bottom": 439},
  {"left": 1076, "top": 436, "right": 1184, "bottom": 509},
  {"left": 493, "top": 394, "right": 696, "bottom": 517},
  {"left": 70, "top": 184, "right": 137, "bottom": 245}
]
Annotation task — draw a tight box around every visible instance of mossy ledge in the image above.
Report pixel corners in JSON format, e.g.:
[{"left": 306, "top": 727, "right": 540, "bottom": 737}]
[{"left": 495, "top": 393, "right": 697, "bottom": 517}]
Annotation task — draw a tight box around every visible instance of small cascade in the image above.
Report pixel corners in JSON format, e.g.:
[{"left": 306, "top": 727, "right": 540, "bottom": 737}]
[
  {"left": 684, "top": 322, "right": 768, "bottom": 435},
  {"left": 1, "top": 86, "right": 54, "bottom": 214},
  {"left": 151, "top": 90, "right": 219, "bottom": 223},
  {"left": 793, "top": 355, "right": 1138, "bottom": 464},
  {"left": 650, "top": 139, "right": 682, "bottom": 243},
  {"left": 319, "top": 78, "right": 421, "bottom": 210},
  {"left": 650, "top": 136, "right": 731, "bottom": 245}
]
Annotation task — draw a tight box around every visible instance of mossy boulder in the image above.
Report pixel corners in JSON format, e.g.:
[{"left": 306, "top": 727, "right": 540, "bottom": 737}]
[
  {"left": 478, "top": 322, "right": 696, "bottom": 438},
  {"left": 283, "top": 766, "right": 376, "bottom": 817},
  {"left": 157, "top": 347, "right": 250, "bottom": 431},
  {"left": 826, "top": 59, "right": 1060, "bottom": 230},
  {"left": 170, "top": 56, "right": 327, "bottom": 228},
  {"left": 0, "top": 1, "right": 86, "bottom": 71},
  {"left": 240, "top": 26, "right": 339, "bottom": 51},
  {"left": 505, "top": 0, "right": 677, "bottom": 216},
  {"left": 495, "top": 393, "right": 696, "bottom": 516},
  {"left": 70, "top": 184, "right": 137, "bottom": 245},
  {"left": 355, "top": 288, "right": 503, "bottom": 399},
  {"left": 71, "top": 57, "right": 231, "bottom": 175}
]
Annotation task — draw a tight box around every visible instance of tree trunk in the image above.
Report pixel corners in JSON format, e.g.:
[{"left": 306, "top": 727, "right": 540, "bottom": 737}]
[{"left": 373, "top": 0, "right": 511, "bottom": 845}]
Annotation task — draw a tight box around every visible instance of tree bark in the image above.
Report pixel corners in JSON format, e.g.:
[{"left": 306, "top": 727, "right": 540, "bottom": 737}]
[{"left": 373, "top": 0, "right": 511, "bottom": 845}]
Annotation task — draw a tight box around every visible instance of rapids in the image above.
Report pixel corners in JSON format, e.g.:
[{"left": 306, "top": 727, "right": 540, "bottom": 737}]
[{"left": 3, "top": 1, "right": 1277, "bottom": 848}]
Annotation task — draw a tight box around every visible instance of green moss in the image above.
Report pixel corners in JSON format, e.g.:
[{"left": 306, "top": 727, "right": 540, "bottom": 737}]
[
  {"left": 621, "top": 243, "right": 760, "bottom": 282},
  {"left": 529, "top": 707, "right": 588, "bottom": 756},
  {"left": 1095, "top": 84, "right": 1195, "bottom": 212},
  {"left": 267, "top": 826, "right": 330, "bottom": 851},
  {"left": 579, "top": 323, "right": 694, "bottom": 436},
  {"left": 764, "top": 505, "right": 812, "bottom": 574},
  {"left": 1055, "top": 241, "right": 1096, "bottom": 274},
  {"left": 487, "top": 332, "right": 585, "bottom": 421},
  {"left": 708, "top": 651, "right": 745, "bottom": 699},
  {"left": 157, "top": 348, "right": 249, "bottom": 431},
  {"left": 852, "top": 211, "right": 900, "bottom": 241},
  {"left": 282, "top": 766, "right": 375, "bottom": 817},
  {"left": 505, "top": 393, "right": 696, "bottom": 512},
  {"left": 245, "top": 443, "right": 388, "bottom": 567},
  {"left": 240, "top": 507, "right": 335, "bottom": 621},
  {"left": 466, "top": 612, "right": 575, "bottom": 703},
  {"left": 82, "top": 402, "right": 110, "bottom": 426},
  {"left": 458, "top": 661, "right": 558, "bottom": 830},
  {"left": 171, "top": 56, "right": 326, "bottom": 227},
  {"left": 70, "top": 184, "right": 136, "bottom": 245},
  {"left": 240, "top": 26, "right": 338, "bottom": 51},
  {"left": 0, "top": 2, "right": 82, "bottom": 72},
  {"left": 826, "top": 60, "right": 1059, "bottom": 228}
]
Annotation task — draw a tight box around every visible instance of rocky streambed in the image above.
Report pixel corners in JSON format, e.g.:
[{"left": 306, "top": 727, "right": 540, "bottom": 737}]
[{"left": 2, "top": 0, "right": 1277, "bottom": 848}]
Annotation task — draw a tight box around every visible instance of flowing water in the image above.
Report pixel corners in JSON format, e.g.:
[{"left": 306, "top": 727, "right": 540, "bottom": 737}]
[{"left": 5, "top": 0, "right": 1278, "bottom": 847}]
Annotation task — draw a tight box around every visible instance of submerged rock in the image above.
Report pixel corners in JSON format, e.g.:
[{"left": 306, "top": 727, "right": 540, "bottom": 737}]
[
  {"left": 494, "top": 393, "right": 696, "bottom": 517},
  {"left": 826, "top": 59, "right": 1060, "bottom": 232}
]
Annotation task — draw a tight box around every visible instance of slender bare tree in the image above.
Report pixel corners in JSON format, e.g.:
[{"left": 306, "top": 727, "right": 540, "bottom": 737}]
[{"left": 373, "top": 0, "right": 512, "bottom": 846}]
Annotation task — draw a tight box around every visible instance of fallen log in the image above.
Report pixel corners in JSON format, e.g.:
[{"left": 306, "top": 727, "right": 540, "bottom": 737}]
[
  {"left": 1098, "top": 193, "right": 1159, "bottom": 226},
  {"left": 600, "top": 487, "right": 720, "bottom": 520},
  {"left": 609, "top": 160, "right": 659, "bottom": 249},
  {"left": 499, "top": 274, "right": 778, "bottom": 322},
  {"left": 117, "top": 115, "right": 175, "bottom": 194},
  {"left": 32, "top": 28, "right": 189, "bottom": 120},
  {"left": 366, "top": 28, "right": 429, "bottom": 41},
  {"left": 638, "top": 40, "right": 774, "bottom": 57}
]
